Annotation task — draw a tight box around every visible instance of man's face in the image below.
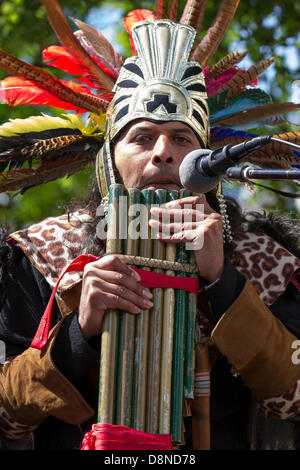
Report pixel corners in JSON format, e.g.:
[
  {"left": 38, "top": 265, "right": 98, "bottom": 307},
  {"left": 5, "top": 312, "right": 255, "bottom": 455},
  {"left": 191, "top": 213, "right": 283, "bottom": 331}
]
[{"left": 113, "top": 120, "right": 201, "bottom": 191}]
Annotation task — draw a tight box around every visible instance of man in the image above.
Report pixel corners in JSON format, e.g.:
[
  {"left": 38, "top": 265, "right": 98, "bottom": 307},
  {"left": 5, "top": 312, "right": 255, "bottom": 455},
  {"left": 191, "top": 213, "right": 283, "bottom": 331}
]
[
  {"left": 0, "top": 116, "right": 299, "bottom": 450},
  {"left": 0, "top": 1, "right": 300, "bottom": 450}
]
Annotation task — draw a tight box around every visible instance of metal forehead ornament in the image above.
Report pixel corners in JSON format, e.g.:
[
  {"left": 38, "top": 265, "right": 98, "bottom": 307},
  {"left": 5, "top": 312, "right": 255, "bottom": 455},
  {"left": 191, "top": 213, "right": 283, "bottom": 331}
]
[{"left": 107, "top": 19, "right": 209, "bottom": 147}]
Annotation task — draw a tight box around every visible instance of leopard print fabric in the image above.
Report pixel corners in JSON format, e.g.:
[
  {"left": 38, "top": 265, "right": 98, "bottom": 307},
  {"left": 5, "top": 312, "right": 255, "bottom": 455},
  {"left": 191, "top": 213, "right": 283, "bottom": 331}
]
[
  {"left": 231, "top": 230, "right": 300, "bottom": 306},
  {"left": 0, "top": 404, "right": 37, "bottom": 441},
  {"left": 10, "top": 210, "right": 95, "bottom": 297},
  {"left": 259, "top": 380, "right": 300, "bottom": 420}
]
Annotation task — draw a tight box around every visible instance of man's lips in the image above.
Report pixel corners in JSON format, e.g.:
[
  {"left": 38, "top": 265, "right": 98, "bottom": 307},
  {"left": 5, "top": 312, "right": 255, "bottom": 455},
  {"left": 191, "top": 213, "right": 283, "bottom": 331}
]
[
  {"left": 141, "top": 178, "right": 182, "bottom": 190},
  {"left": 142, "top": 183, "right": 181, "bottom": 190}
]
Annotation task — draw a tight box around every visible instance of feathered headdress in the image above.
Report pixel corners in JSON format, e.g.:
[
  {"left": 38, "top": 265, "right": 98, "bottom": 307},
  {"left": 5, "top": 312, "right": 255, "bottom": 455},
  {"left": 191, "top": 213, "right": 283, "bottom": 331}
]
[{"left": 0, "top": 0, "right": 299, "bottom": 196}]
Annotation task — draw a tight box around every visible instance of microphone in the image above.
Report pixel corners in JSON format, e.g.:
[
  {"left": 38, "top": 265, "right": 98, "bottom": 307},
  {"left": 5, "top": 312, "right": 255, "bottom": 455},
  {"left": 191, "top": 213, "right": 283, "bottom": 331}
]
[{"left": 179, "top": 135, "right": 273, "bottom": 193}]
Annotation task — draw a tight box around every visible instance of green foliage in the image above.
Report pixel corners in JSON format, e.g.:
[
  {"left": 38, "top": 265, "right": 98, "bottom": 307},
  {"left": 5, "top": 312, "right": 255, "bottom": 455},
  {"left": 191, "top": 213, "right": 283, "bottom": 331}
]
[{"left": 0, "top": 0, "right": 299, "bottom": 231}]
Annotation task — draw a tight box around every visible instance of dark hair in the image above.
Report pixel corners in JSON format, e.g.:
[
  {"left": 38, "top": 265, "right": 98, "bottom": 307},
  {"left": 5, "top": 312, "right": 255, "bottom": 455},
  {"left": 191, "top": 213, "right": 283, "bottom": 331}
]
[{"left": 242, "top": 210, "right": 300, "bottom": 257}]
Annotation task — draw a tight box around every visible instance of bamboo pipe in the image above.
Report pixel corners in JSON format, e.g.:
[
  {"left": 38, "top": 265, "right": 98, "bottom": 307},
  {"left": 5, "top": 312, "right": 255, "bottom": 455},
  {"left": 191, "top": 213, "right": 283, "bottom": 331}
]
[
  {"left": 132, "top": 189, "right": 155, "bottom": 431},
  {"left": 146, "top": 189, "right": 167, "bottom": 434},
  {"left": 159, "top": 190, "right": 178, "bottom": 435},
  {"left": 98, "top": 184, "right": 124, "bottom": 424},
  {"left": 171, "top": 189, "right": 191, "bottom": 443},
  {"left": 116, "top": 188, "right": 140, "bottom": 426}
]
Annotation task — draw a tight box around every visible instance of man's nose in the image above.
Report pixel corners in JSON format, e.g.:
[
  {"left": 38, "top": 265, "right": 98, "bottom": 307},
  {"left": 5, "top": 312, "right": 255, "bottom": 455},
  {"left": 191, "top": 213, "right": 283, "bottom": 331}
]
[{"left": 150, "top": 135, "right": 173, "bottom": 165}]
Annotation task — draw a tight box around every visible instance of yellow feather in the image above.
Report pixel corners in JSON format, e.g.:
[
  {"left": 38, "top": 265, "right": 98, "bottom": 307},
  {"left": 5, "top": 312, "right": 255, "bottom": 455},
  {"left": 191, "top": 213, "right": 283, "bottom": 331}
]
[{"left": 0, "top": 113, "right": 85, "bottom": 137}]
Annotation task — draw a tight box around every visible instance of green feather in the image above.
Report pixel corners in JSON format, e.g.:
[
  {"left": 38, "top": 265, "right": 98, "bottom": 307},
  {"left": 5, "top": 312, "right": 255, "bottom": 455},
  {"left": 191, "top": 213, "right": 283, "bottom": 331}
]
[{"left": 208, "top": 88, "right": 272, "bottom": 121}]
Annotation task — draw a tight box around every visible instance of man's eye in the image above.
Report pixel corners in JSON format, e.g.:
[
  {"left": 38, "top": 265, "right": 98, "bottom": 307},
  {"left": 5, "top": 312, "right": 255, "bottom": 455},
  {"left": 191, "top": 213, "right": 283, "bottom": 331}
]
[
  {"left": 174, "top": 136, "right": 190, "bottom": 144},
  {"left": 134, "top": 135, "right": 152, "bottom": 144}
]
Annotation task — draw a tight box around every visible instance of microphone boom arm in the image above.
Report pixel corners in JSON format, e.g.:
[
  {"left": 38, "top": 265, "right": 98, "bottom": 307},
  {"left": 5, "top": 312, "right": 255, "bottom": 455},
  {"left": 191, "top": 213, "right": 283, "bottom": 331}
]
[{"left": 226, "top": 165, "right": 300, "bottom": 182}]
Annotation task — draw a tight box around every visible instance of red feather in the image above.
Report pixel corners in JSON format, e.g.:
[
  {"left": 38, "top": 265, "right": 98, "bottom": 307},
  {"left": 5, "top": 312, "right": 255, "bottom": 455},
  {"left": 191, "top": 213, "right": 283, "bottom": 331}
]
[
  {"left": 123, "top": 9, "right": 157, "bottom": 55},
  {"left": 0, "top": 76, "right": 93, "bottom": 113},
  {"left": 43, "top": 46, "right": 118, "bottom": 88}
]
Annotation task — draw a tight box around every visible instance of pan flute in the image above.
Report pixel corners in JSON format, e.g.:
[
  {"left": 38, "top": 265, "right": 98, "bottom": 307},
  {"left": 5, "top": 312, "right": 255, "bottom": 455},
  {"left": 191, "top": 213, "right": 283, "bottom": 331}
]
[{"left": 97, "top": 184, "right": 200, "bottom": 446}]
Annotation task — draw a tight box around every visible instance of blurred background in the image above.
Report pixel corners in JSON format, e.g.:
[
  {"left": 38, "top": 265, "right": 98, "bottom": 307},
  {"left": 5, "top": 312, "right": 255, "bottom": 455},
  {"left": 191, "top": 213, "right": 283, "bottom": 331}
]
[{"left": 0, "top": 0, "right": 299, "bottom": 231}]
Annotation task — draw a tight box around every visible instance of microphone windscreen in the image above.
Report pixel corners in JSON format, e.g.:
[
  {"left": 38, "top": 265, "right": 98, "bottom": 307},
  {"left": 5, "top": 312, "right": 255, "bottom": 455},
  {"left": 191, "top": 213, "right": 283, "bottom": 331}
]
[{"left": 179, "top": 150, "right": 221, "bottom": 193}]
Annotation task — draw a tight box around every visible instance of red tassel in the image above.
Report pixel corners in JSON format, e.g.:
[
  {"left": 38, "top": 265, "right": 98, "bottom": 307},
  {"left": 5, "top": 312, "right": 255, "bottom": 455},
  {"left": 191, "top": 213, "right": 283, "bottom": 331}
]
[{"left": 81, "top": 423, "right": 172, "bottom": 450}]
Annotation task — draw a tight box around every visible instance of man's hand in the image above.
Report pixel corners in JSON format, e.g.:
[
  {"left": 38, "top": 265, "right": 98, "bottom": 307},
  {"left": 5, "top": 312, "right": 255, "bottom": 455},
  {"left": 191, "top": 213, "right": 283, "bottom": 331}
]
[
  {"left": 78, "top": 255, "right": 153, "bottom": 340},
  {"left": 149, "top": 195, "right": 224, "bottom": 283}
]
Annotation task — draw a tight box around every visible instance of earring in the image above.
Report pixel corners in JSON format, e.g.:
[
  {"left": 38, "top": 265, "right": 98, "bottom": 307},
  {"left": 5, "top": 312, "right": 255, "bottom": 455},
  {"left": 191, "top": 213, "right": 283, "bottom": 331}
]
[{"left": 216, "top": 182, "right": 233, "bottom": 244}]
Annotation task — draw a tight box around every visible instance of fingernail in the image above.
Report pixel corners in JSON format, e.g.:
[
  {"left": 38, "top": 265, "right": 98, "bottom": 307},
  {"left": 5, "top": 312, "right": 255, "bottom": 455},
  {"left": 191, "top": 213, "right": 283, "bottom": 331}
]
[
  {"left": 143, "top": 289, "right": 153, "bottom": 299},
  {"left": 134, "top": 306, "right": 141, "bottom": 313},
  {"left": 131, "top": 269, "right": 141, "bottom": 281},
  {"left": 144, "top": 299, "right": 154, "bottom": 308}
]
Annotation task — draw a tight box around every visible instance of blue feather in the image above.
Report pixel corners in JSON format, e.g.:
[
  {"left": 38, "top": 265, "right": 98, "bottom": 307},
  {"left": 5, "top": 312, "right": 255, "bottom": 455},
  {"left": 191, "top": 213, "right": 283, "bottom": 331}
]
[
  {"left": 210, "top": 126, "right": 258, "bottom": 141},
  {"left": 210, "top": 127, "right": 300, "bottom": 164},
  {"left": 208, "top": 88, "right": 272, "bottom": 123}
]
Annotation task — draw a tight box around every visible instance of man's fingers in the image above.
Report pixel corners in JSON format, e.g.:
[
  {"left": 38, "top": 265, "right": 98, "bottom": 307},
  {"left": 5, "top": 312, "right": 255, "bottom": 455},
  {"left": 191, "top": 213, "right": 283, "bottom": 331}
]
[
  {"left": 84, "top": 254, "right": 141, "bottom": 282},
  {"left": 164, "top": 195, "right": 204, "bottom": 208},
  {"left": 149, "top": 218, "right": 198, "bottom": 234},
  {"left": 82, "top": 254, "right": 154, "bottom": 313},
  {"left": 155, "top": 213, "right": 222, "bottom": 246},
  {"left": 84, "top": 263, "right": 152, "bottom": 299},
  {"left": 91, "top": 254, "right": 140, "bottom": 280},
  {"left": 88, "top": 278, "right": 154, "bottom": 313},
  {"left": 150, "top": 206, "right": 205, "bottom": 223},
  {"left": 163, "top": 195, "right": 216, "bottom": 215}
]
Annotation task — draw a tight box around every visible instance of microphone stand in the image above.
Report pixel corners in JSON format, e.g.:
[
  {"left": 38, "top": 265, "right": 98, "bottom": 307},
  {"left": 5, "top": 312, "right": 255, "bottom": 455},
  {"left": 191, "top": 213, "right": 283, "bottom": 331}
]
[
  {"left": 226, "top": 166, "right": 300, "bottom": 182},
  {"left": 226, "top": 137, "right": 300, "bottom": 184}
]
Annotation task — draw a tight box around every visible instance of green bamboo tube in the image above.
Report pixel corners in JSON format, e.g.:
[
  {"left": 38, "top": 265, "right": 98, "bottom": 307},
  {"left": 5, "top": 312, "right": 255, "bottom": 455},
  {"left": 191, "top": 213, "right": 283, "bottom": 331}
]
[
  {"left": 171, "top": 189, "right": 190, "bottom": 442},
  {"left": 159, "top": 190, "right": 178, "bottom": 435},
  {"left": 132, "top": 189, "right": 155, "bottom": 431},
  {"left": 184, "top": 264, "right": 197, "bottom": 399},
  {"left": 98, "top": 184, "right": 124, "bottom": 424},
  {"left": 184, "top": 194, "right": 198, "bottom": 399},
  {"left": 115, "top": 188, "right": 140, "bottom": 426},
  {"left": 146, "top": 189, "right": 167, "bottom": 434}
]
